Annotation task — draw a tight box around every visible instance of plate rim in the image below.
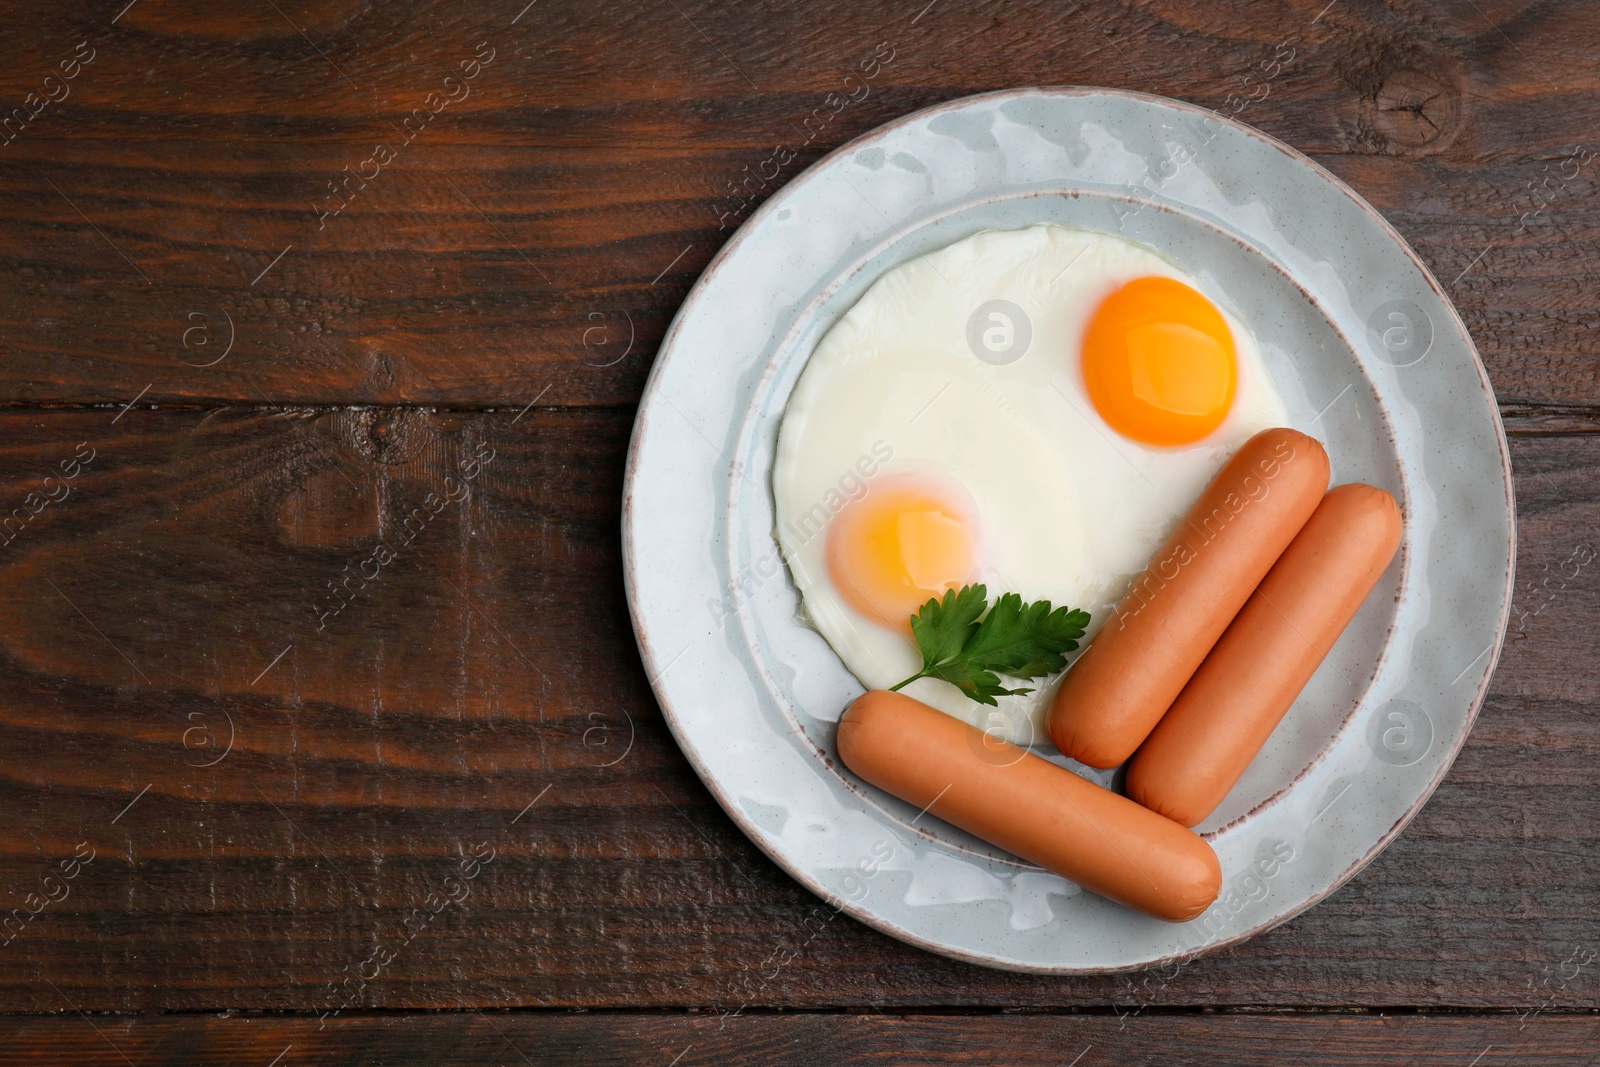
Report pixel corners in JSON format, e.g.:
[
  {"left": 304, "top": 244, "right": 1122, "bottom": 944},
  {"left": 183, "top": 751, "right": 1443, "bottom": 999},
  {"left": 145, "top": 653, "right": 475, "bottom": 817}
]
[{"left": 621, "top": 85, "right": 1516, "bottom": 974}]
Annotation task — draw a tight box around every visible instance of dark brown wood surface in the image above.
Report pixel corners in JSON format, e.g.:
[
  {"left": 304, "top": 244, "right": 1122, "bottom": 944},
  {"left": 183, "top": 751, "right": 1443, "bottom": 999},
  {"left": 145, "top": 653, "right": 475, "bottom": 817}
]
[
  {"left": 4, "top": 1012, "right": 1600, "bottom": 1067},
  {"left": 2, "top": 0, "right": 1598, "bottom": 1060}
]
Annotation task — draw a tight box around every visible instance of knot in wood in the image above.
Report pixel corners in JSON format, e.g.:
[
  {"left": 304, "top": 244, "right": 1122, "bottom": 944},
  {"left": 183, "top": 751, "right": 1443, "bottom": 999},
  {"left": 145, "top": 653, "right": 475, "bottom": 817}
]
[
  {"left": 347, "top": 407, "right": 429, "bottom": 467},
  {"left": 1371, "top": 68, "right": 1460, "bottom": 150}
]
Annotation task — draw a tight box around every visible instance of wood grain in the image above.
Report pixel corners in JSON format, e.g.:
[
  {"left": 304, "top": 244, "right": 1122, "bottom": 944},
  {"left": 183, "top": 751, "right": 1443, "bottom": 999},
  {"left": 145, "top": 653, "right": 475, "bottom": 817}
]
[
  {"left": 1, "top": 1012, "right": 1598, "bottom": 1066},
  {"left": 0, "top": 0, "right": 1597, "bottom": 408},
  {"left": 0, "top": 409, "right": 1593, "bottom": 1012}
]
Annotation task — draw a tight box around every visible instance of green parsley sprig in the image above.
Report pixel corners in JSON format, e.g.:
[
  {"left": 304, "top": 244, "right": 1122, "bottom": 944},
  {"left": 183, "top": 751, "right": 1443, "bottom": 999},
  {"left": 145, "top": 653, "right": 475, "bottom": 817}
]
[{"left": 889, "top": 584, "right": 1090, "bottom": 706}]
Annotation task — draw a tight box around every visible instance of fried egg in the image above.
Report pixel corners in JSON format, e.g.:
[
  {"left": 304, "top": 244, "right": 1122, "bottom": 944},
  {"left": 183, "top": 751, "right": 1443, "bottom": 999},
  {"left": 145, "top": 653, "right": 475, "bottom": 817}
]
[{"left": 773, "top": 224, "right": 1288, "bottom": 744}]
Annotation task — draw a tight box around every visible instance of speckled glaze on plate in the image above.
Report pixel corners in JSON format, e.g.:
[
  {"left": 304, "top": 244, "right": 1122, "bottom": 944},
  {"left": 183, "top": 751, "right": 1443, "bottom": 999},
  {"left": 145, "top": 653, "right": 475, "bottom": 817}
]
[{"left": 622, "top": 88, "right": 1514, "bottom": 973}]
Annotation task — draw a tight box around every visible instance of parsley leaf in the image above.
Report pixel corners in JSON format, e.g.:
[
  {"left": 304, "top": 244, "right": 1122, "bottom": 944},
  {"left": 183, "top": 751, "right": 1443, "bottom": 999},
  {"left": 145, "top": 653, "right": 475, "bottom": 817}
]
[{"left": 889, "top": 584, "right": 1091, "bottom": 706}]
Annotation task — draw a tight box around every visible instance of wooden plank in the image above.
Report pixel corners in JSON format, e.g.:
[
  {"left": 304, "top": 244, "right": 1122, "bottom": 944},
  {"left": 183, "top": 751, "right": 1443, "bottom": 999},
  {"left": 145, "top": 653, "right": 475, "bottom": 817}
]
[
  {"left": 0, "top": 0, "right": 1597, "bottom": 407},
  {"left": 0, "top": 408, "right": 1594, "bottom": 1011},
  {"left": 0, "top": 1012, "right": 1597, "bottom": 1066}
]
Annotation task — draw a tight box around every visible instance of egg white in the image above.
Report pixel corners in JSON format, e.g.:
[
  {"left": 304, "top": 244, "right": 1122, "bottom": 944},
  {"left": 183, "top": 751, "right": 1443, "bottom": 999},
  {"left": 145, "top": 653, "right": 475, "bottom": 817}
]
[{"left": 773, "top": 224, "right": 1288, "bottom": 745}]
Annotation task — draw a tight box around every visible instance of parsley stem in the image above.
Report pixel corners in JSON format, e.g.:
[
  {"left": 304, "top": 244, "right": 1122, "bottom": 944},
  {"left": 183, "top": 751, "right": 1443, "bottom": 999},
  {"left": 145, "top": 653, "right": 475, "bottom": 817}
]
[{"left": 888, "top": 672, "right": 926, "bottom": 693}]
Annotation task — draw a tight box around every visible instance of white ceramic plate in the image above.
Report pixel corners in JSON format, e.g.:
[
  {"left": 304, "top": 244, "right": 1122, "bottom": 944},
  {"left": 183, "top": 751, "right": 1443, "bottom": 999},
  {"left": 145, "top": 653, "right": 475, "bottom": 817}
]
[{"left": 622, "top": 88, "right": 1514, "bottom": 973}]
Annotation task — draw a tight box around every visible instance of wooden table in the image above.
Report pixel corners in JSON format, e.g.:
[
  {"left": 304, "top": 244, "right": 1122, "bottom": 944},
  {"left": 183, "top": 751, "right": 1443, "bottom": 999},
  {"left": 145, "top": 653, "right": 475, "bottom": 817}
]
[{"left": 0, "top": 0, "right": 1596, "bottom": 1061}]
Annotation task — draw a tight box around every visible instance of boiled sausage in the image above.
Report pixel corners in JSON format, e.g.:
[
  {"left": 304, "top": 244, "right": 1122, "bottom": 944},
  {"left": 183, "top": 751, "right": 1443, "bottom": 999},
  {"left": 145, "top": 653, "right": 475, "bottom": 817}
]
[
  {"left": 1126, "top": 483, "right": 1403, "bottom": 826},
  {"left": 1048, "top": 427, "right": 1330, "bottom": 768},
  {"left": 837, "top": 689, "right": 1221, "bottom": 922}
]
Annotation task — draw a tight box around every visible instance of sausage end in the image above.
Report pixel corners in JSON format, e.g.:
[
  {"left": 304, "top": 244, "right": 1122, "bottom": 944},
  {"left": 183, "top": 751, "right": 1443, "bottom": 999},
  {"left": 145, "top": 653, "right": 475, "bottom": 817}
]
[{"left": 1125, "top": 769, "right": 1208, "bottom": 829}]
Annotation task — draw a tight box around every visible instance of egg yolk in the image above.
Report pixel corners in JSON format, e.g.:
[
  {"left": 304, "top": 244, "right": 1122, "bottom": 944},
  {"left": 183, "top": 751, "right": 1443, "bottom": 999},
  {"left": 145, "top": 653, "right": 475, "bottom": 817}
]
[
  {"left": 825, "top": 480, "right": 976, "bottom": 632},
  {"left": 1081, "top": 276, "right": 1237, "bottom": 447}
]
